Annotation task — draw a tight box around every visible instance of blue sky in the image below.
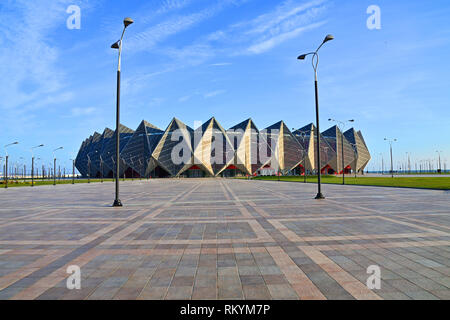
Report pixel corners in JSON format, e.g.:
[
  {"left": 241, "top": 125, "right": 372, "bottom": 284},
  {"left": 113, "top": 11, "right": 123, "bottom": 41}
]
[{"left": 1, "top": 0, "right": 449, "bottom": 172}]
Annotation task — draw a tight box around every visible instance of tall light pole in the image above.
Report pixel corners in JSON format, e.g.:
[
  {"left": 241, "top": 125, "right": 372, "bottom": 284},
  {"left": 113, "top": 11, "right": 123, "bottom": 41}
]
[
  {"left": 19, "top": 157, "right": 25, "bottom": 180},
  {"left": 328, "top": 118, "right": 354, "bottom": 185},
  {"left": 384, "top": 138, "right": 397, "bottom": 178},
  {"left": 378, "top": 153, "right": 382, "bottom": 174},
  {"left": 100, "top": 155, "right": 104, "bottom": 183},
  {"left": 0, "top": 157, "right": 3, "bottom": 182},
  {"left": 111, "top": 17, "right": 134, "bottom": 207},
  {"left": 350, "top": 143, "right": 358, "bottom": 178},
  {"left": 69, "top": 159, "right": 75, "bottom": 184},
  {"left": 405, "top": 152, "right": 411, "bottom": 174},
  {"left": 30, "top": 144, "right": 44, "bottom": 187},
  {"left": 53, "top": 147, "right": 63, "bottom": 186},
  {"left": 436, "top": 151, "right": 442, "bottom": 174},
  {"left": 86, "top": 154, "right": 91, "bottom": 184},
  {"left": 4, "top": 142, "right": 19, "bottom": 188},
  {"left": 297, "top": 34, "right": 334, "bottom": 199}
]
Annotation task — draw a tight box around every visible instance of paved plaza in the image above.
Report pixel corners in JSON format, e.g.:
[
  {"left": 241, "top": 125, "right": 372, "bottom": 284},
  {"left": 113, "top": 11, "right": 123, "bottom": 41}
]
[{"left": 0, "top": 179, "right": 449, "bottom": 300}]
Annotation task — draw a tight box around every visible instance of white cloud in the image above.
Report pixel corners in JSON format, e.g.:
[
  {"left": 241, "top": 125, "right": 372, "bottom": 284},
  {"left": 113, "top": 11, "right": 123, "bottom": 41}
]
[
  {"left": 238, "top": 0, "right": 326, "bottom": 35},
  {"left": 128, "top": 1, "right": 243, "bottom": 52},
  {"left": 204, "top": 90, "right": 226, "bottom": 98},
  {"left": 71, "top": 107, "right": 96, "bottom": 117},
  {"left": 178, "top": 95, "right": 193, "bottom": 102},
  {"left": 246, "top": 20, "right": 326, "bottom": 55},
  {"left": 0, "top": 0, "right": 70, "bottom": 110},
  {"left": 237, "top": 0, "right": 329, "bottom": 55},
  {"left": 209, "top": 62, "right": 232, "bottom": 67},
  {"left": 167, "top": 0, "right": 329, "bottom": 59}
]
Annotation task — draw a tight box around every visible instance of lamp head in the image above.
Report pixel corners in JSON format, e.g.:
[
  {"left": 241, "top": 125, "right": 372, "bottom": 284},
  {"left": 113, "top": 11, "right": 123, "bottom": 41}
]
[
  {"left": 111, "top": 40, "right": 120, "bottom": 49},
  {"left": 124, "top": 17, "right": 134, "bottom": 28},
  {"left": 349, "top": 119, "right": 355, "bottom": 122},
  {"left": 323, "top": 34, "right": 334, "bottom": 43},
  {"left": 297, "top": 54, "right": 307, "bottom": 60}
]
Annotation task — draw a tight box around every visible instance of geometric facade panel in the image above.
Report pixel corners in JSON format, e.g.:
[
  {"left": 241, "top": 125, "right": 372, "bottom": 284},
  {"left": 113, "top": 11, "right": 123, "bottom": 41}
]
[
  {"left": 121, "top": 120, "right": 164, "bottom": 178},
  {"left": 192, "top": 117, "right": 235, "bottom": 176},
  {"left": 152, "top": 118, "right": 194, "bottom": 177},
  {"left": 261, "top": 121, "right": 305, "bottom": 175},
  {"left": 321, "top": 125, "right": 357, "bottom": 173},
  {"left": 100, "top": 124, "right": 134, "bottom": 178},
  {"left": 227, "top": 118, "right": 270, "bottom": 175},
  {"left": 344, "top": 128, "right": 371, "bottom": 172}
]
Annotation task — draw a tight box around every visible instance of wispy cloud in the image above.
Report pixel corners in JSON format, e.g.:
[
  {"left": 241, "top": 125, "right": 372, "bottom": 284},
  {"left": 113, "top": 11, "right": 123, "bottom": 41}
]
[
  {"left": 71, "top": 107, "right": 96, "bottom": 117},
  {"left": 0, "top": 0, "right": 70, "bottom": 110},
  {"left": 246, "top": 20, "right": 326, "bottom": 54},
  {"left": 233, "top": 0, "right": 329, "bottom": 55},
  {"left": 237, "top": 0, "right": 326, "bottom": 35},
  {"left": 178, "top": 94, "right": 193, "bottom": 102},
  {"left": 118, "top": 0, "right": 329, "bottom": 104},
  {"left": 209, "top": 62, "right": 233, "bottom": 67},
  {"left": 178, "top": 89, "right": 226, "bottom": 101},
  {"left": 128, "top": 0, "right": 247, "bottom": 52},
  {"left": 204, "top": 89, "right": 226, "bottom": 98},
  {"left": 157, "top": 0, "right": 329, "bottom": 63}
]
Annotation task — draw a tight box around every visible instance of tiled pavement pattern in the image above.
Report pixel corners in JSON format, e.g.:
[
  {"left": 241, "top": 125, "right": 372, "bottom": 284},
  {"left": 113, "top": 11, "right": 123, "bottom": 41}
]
[{"left": 0, "top": 179, "right": 449, "bottom": 300}]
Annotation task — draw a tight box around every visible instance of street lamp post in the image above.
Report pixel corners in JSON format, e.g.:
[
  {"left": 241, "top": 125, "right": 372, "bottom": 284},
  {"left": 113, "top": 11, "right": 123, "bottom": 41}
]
[
  {"left": 19, "top": 157, "right": 25, "bottom": 180},
  {"left": 87, "top": 154, "right": 91, "bottom": 184},
  {"left": 4, "top": 142, "right": 19, "bottom": 189},
  {"left": 30, "top": 144, "right": 44, "bottom": 187},
  {"left": 297, "top": 34, "right": 334, "bottom": 199},
  {"left": 406, "top": 152, "right": 411, "bottom": 174},
  {"left": 436, "top": 151, "right": 442, "bottom": 174},
  {"left": 378, "top": 153, "right": 384, "bottom": 175},
  {"left": 100, "top": 155, "right": 104, "bottom": 183},
  {"left": 350, "top": 143, "right": 358, "bottom": 178},
  {"left": 384, "top": 138, "right": 397, "bottom": 178},
  {"left": 111, "top": 17, "right": 133, "bottom": 207},
  {"left": 53, "top": 147, "right": 63, "bottom": 186},
  {"left": 328, "top": 119, "right": 354, "bottom": 185},
  {"left": 0, "top": 157, "right": 3, "bottom": 182},
  {"left": 70, "top": 159, "right": 75, "bottom": 184}
]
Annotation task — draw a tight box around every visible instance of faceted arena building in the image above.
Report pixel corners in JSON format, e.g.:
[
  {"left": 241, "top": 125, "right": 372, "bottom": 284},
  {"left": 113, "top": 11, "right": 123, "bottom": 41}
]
[{"left": 75, "top": 117, "right": 371, "bottom": 178}]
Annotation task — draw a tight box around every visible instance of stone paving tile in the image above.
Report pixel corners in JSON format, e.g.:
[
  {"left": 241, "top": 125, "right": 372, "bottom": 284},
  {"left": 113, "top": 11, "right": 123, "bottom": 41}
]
[
  {"left": 267, "top": 284, "right": 298, "bottom": 299},
  {"left": 192, "top": 287, "right": 217, "bottom": 300},
  {"left": 166, "top": 286, "right": 192, "bottom": 300},
  {"left": 242, "top": 285, "right": 271, "bottom": 299},
  {"left": 0, "top": 179, "right": 449, "bottom": 300}
]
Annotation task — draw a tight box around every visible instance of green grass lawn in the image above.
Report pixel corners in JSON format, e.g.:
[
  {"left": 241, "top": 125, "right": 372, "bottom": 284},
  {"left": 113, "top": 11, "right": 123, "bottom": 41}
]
[
  {"left": 2, "top": 176, "right": 449, "bottom": 190},
  {"left": 246, "top": 175, "right": 450, "bottom": 190}
]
